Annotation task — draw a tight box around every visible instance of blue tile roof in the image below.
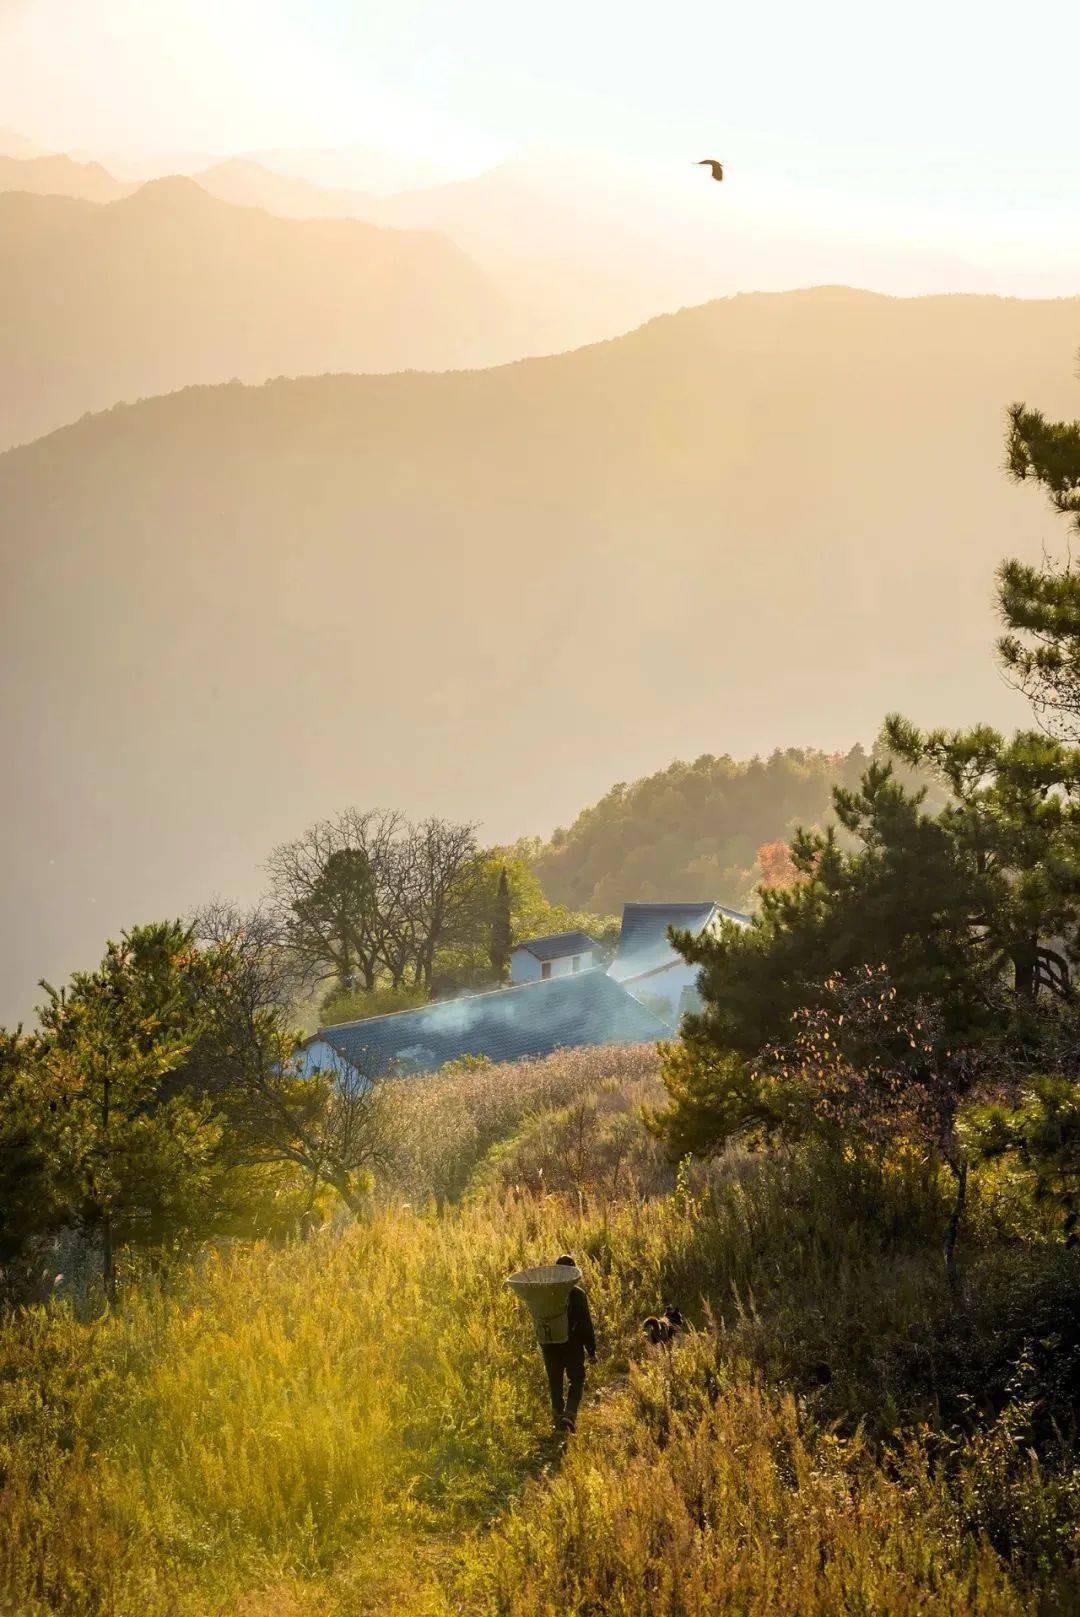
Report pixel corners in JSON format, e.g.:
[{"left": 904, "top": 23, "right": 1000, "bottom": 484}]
[{"left": 314, "top": 969, "right": 671, "bottom": 1077}]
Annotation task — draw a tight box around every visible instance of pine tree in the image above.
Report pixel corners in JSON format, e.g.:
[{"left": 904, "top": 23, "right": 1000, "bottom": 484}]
[
  {"left": 883, "top": 715, "right": 1080, "bottom": 999},
  {"left": 36, "top": 923, "right": 224, "bottom": 1301},
  {"left": 656, "top": 725, "right": 1080, "bottom": 1158},
  {"left": 489, "top": 868, "right": 513, "bottom": 981},
  {"left": 672, "top": 757, "right": 993, "bottom": 1069},
  {"left": 998, "top": 397, "right": 1080, "bottom": 736},
  {"left": 0, "top": 1031, "right": 65, "bottom": 1274},
  {"left": 972, "top": 1068, "right": 1080, "bottom": 1243}
]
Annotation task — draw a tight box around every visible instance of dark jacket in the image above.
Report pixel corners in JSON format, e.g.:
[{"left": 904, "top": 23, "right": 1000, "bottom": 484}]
[{"left": 566, "top": 1284, "right": 597, "bottom": 1356}]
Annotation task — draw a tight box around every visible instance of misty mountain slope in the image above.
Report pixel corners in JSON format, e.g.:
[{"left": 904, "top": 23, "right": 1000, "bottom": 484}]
[
  {"left": 367, "top": 153, "right": 725, "bottom": 348},
  {"left": 365, "top": 153, "right": 1074, "bottom": 351},
  {"left": 0, "top": 177, "right": 512, "bottom": 448},
  {"left": 192, "top": 158, "right": 374, "bottom": 219},
  {"left": 0, "top": 129, "right": 43, "bottom": 160},
  {"left": 244, "top": 143, "right": 452, "bottom": 196},
  {"left": 2, "top": 287, "right": 1078, "bottom": 1019},
  {"left": 0, "top": 151, "right": 129, "bottom": 203},
  {"left": 531, "top": 747, "right": 881, "bottom": 914}
]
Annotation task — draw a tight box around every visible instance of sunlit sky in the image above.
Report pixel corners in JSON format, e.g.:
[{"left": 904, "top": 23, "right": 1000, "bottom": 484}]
[{"left": 3, "top": 0, "right": 1080, "bottom": 222}]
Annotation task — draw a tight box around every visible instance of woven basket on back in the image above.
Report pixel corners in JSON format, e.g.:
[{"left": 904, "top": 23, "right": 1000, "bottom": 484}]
[{"left": 506, "top": 1264, "right": 582, "bottom": 1345}]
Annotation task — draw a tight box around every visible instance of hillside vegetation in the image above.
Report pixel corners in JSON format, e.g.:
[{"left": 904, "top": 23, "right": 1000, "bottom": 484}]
[
  {"left": 2, "top": 289, "right": 1077, "bottom": 1018},
  {"left": 4, "top": 1045, "right": 1079, "bottom": 1616},
  {"left": 531, "top": 745, "right": 876, "bottom": 912}
]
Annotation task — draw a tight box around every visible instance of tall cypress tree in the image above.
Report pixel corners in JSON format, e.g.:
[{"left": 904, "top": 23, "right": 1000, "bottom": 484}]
[
  {"left": 490, "top": 868, "right": 513, "bottom": 981},
  {"left": 998, "top": 396, "right": 1080, "bottom": 737}
]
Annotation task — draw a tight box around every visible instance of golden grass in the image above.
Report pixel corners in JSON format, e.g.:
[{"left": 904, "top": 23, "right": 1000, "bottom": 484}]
[
  {"left": 472, "top": 1339, "right": 1031, "bottom": 1617},
  {"left": 1, "top": 1048, "right": 1077, "bottom": 1615}
]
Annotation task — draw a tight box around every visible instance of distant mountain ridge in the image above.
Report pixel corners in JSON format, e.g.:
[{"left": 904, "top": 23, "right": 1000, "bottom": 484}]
[
  {"left": 8, "top": 136, "right": 1075, "bottom": 372},
  {"left": 2, "top": 287, "right": 1078, "bottom": 1019},
  {"left": 191, "top": 158, "right": 374, "bottom": 219},
  {"left": 0, "top": 150, "right": 129, "bottom": 203},
  {"left": 0, "top": 149, "right": 381, "bottom": 222},
  {"left": 240, "top": 142, "right": 457, "bottom": 196},
  {"left": 0, "top": 175, "right": 513, "bottom": 448},
  {"left": 0, "top": 128, "right": 44, "bottom": 160}
]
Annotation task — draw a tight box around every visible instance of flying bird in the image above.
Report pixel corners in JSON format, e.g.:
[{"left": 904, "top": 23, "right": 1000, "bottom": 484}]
[{"left": 697, "top": 159, "right": 724, "bottom": 182}]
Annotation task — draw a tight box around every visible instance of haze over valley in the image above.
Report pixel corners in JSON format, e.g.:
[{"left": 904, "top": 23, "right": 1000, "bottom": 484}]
[
  {"left": 2, "top": 285, "right": 1076, "bottom": 1017},
  {"left": 3, "top": 138, "right": 1079, "bottom": 368}
]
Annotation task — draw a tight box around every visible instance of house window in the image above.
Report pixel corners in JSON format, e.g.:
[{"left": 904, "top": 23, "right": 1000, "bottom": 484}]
[
  {"left": 571, "top": 955, "right": 581, "bottom": 972},
  {"left": 541, "top": 961, "right": 552, "bottom": 980}
]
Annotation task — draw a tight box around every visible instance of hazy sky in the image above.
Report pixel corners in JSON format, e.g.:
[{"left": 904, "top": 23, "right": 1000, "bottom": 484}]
[{"left": 4, "top": 0, "right": 1080, "bottom": 220}]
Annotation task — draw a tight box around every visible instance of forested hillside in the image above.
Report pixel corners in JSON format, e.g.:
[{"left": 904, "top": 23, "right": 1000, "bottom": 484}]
[{"left": 531, "top": 746, "right": 875, "bottom": 911}]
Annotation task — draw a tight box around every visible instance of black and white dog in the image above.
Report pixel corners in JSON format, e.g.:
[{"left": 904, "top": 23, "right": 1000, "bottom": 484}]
[{"left": 642, "top": 1304, "right": 687, "bottom": 1345}]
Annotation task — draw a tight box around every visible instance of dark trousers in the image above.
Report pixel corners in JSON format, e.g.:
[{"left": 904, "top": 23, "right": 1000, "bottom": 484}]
[{"left": 542, "top": 1342, "right": 586, "bottom": 1421}]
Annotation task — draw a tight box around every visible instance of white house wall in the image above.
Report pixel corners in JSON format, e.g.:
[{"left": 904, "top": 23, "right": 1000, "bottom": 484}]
[
  {"left": 509, "top": 947, "right": 543, "bottom": 983},
  {"left": 623, "top": 960, "right": 699, "bottom": 1024},
  {"left": 292, "top": 1038, "right": 345, "bottom": 1079},
  {"left": 509, "top": 948, "right": 596, "bottom": 985}
]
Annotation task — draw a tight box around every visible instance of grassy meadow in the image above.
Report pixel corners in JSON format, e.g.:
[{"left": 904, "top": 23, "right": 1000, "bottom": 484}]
[{"left": 3, "top": 1045, "right": 1080, "bottom": 1616}]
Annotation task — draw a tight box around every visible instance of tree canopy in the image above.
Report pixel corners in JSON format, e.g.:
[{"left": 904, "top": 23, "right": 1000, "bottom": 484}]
[
  {"left": 0, "top": 919, "right": 392, "bottom": 1302},
  {"left": 529, "top": 745, "right": 939, "bottom": 916}
]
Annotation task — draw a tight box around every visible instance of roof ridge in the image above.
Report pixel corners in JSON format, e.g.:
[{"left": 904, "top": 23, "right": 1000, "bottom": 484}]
[
  {"left": 519, "top": 927, "right": 597, "bottom": 939},
  {"left": 623, "top": 900, "right": 717, "bottom": 910},
  {"left": 517, "top": 928, "right": 600, "bottom": 960}
]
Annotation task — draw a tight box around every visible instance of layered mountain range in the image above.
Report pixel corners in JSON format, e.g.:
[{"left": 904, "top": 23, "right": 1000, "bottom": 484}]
[
  {"left": 2, "top": 286, "right": 1077, "bottom": 1015},
  {"left": 0, "top": 168, "right": 514, "bottom": 447}
]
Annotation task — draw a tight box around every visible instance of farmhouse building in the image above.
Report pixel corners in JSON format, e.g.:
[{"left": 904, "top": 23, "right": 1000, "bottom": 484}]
[
  {"left": 608, "top": 901, "right": 751, "bottom": 1022},
  {"left": 297, "top": 896, "right": 752, "bottom": 1083},
  {"left": 509, "top": 929, "right": 602, "bottom": 984}
]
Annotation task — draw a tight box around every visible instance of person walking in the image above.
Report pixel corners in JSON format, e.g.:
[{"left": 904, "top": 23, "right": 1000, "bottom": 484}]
[{"left": 542, "top": 1254, "right": 597, "bottom": 1432}]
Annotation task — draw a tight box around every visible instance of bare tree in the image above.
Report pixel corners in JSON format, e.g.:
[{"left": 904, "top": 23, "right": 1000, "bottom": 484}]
[
  {"left": 400, "top": 817, "right": 481, "bottom": 991},
  {"left": 190, "top": 905, "right": 361, "bottom": 1210},
  {"left": 193, "top": 897, "right": 305, "bottom": 1016},
  {"left": 372, "top": 834, "right": 424, "bottom": 989},
  {"left": 184, "top": 932, "right": 392, "bottom": 1217},
  {"left": 293, "top": 1047, "right": 397, "bottom": 1217},
  {"left": 265, "top": 808, "right": 481, "bottom": 999},
  {"left": 266, "top": 809, "right": 406, "bottom": 994}
]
